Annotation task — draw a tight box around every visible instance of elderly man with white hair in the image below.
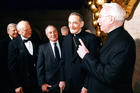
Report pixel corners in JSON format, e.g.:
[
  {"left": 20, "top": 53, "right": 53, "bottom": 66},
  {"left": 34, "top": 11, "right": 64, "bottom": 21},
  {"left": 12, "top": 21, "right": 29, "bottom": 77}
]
[
  {"left": 77, "top": 3, "right": 136, "bottom": 93},
  {"left": 8, "top": 20, "right": 41, "bottom": 93}
]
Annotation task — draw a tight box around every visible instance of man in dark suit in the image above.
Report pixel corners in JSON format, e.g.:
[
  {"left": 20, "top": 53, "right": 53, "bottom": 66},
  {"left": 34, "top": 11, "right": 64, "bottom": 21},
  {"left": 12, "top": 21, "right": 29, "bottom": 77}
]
[
  {"left": 0, "top": 23, "right": 18, "bottom": 93},
  {"left": 37, "top": 25, "right": 65, "bottom": 93},
  {"left": 77, "top": 3, "right": 136, "bottom": 93},
  {"left": 8, "top": 20, "right": 41, "bottom": 93},
  {"left": 61, "top": 12, "right": 98, "bottom": 93}
]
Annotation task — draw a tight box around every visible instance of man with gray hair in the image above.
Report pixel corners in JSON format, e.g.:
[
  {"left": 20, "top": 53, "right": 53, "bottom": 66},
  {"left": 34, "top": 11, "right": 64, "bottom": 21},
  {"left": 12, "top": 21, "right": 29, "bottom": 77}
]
[
  {"left": 7, "top": 23, "right": 18, "bottom": 39},
  {"left": 0, "top": 23, "right": 18, "bottom": 93},
  {"left": 61, "top": 12, "right": 98, "bottom": 93},
  {"left": 37, "top": 25, "right": 65, "bottom": 93},
  {"left": 77, "top": 3, "right": 136, "bottom": 93}
]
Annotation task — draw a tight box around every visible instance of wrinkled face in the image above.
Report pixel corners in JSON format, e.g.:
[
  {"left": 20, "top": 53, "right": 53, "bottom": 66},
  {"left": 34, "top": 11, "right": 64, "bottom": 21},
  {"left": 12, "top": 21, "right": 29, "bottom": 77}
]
[
  {"left": 68, "top": 15, "right": 84, "bottom": 34},
  {"left": 7, "top": 26, "right": 18, "bottom": 38},
  {"left": 46, "top": 26, "right": 58, "bottom": 42},
  {"left": 18, "top": 22, "right": 32, "bottom": 38},
  {"left": 97, "top": 7, "right": 111, "bottom": 33}
]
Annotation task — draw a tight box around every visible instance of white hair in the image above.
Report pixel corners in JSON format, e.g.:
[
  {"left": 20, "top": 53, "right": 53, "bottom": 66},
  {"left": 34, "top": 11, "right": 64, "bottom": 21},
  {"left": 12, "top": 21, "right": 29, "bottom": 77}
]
[
  {"left": 101, "top": 3, "right": 126, "bottom": 22},
  {"left": 16, "top": 20, "right": 30, "bottom": 31}
]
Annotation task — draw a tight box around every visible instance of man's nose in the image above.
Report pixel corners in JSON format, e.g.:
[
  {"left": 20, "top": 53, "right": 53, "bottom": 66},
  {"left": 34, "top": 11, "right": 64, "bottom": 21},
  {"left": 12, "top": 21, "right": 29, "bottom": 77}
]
[{"left": 14, "top": 30, "right": 18, "bottom": 33}]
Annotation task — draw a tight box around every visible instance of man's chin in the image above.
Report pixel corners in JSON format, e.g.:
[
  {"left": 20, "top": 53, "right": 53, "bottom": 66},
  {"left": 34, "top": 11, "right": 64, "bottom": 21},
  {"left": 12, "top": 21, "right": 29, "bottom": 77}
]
[
  {"left": 27, "top": 35, "right": 32, "bottom": 38},
  {"left": 70, "top": 31, "right": 76, "bottom": 34}
]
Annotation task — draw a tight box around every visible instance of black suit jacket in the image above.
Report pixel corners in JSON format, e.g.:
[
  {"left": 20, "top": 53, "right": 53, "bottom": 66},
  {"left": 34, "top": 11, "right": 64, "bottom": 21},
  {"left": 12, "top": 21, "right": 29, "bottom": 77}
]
[
  {"left": 61, "top": 30, "right": 98, "bottom": 90},
  {"left": 0, "top": 36, "right": 11, "bottom": 93},
  {"left": 0, "top": 36, "right": 11, "bottom": 67},
  {"left": 83, "top": 26, "right": 136, "bottom": 93},
  {"left": 8, "top": 36, "right": 39, "bottom": 89},
  {"left": 37, "top": 41, "right": 62, "bottom": 86},
  {"left": 0, "top": 36, "right": 11, "bottom": 63}
]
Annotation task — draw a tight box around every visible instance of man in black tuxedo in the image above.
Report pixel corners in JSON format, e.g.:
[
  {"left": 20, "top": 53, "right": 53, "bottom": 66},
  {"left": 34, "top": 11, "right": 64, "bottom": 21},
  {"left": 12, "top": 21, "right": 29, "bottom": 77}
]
[
  {"left": 77, "top": 3, "right": 136, "bottom": 93},
  {"left": 0, "top": 23, "right": 18, "bottom": 93},
  {"left": 37, "top": 25, "right": 65, "bottom": 93},
  {"left": 61, "top": 12, "right": 98, "bottom": 93},
  {"left": 8, "top": 20, "right": 41, "bottom": 93}
]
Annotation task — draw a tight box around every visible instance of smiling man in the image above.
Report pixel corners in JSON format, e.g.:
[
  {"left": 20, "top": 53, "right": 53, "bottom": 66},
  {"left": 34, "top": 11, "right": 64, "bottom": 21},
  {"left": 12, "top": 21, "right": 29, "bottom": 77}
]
[
  {"left": 8, "top": 20, "right": 41, "bottom": 93},
  {"left": 61, "top": 12, "right": 98, "bottom": 93},
  {"left": 37, "top": 25, "right": 65, "bottom": 93}
]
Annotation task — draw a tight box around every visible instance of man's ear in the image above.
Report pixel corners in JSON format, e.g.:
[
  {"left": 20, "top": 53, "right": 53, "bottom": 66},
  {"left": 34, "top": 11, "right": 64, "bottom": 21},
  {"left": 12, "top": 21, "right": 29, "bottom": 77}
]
[
  {"left": 80, "top": 21, "right": 84, "bottom": 28},
  {"left": 109, "top": 16, "right": 115, "bottom": 24}
]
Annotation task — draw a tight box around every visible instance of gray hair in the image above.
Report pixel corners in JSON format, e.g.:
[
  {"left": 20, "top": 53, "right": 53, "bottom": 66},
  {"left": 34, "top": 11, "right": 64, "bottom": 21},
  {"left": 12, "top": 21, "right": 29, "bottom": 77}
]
[
  {"left": 68, "top": 12, "right": 84, "bottom": 22},
  {"left": 7, "top": 23, "right": 16, "bottom": 30},
  {"left": 101, "top": 3, "right": 126, "bottom": 22},
  {"left": 45, "top": 25, "right": 57, "bottom": 33}
]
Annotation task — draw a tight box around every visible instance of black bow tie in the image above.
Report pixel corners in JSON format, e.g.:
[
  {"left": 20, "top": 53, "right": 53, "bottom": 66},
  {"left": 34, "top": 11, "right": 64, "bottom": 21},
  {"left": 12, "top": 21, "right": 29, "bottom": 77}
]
[{"left": 23, "top": 38, "right": 31, "bottom": 43}]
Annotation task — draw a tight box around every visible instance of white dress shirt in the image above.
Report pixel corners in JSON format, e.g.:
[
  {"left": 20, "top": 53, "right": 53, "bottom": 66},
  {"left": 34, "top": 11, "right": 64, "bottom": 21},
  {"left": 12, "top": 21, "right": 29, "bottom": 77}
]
[
  {"left": 50, "top": 40, "right": 61, "bottom": 58},
  {"left": 21, "top": 36, "right": 33, "bottom": 55}
]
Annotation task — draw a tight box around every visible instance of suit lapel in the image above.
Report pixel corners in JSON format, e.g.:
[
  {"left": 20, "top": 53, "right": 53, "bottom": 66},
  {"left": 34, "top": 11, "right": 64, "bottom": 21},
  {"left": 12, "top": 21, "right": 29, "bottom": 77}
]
[
  {"left": 67, "top": 34, "right": 78, "bottom": 63},
  {"left": 67, "top": 34, "right": 74, "bottom": 57},
  {"left": 18, "top": 36, "right": 32, "bottom": 55},
  {"left": 48, "top": 43, "right": 55, "bottom": 63},
  {"left": 31, "top": 41, "right": 37, "bottom": 56}
]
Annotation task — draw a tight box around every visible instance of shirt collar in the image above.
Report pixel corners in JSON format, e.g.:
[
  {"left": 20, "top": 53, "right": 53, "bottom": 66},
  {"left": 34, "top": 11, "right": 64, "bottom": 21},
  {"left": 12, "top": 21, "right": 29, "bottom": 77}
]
[
  {"left": 21, "top": 35, "right": 28, "bottom": 40},
  {"left": 50, "top": 40, "right": 59, "bottom": 46}
]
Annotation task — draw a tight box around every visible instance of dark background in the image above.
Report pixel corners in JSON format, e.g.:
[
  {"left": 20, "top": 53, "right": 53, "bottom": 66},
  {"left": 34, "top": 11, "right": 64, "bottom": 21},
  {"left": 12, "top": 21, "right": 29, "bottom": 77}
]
[
  {"left": 0, "top": 0, "right": 92, "bottom": 40},
  {"left": 2, "top": 0, "right": 86, "bottom": 11}
]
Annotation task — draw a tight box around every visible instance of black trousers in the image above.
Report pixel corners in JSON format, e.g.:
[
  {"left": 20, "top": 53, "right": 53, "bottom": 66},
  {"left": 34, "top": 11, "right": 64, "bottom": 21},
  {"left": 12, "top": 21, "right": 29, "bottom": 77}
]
[{"left": 23, "top": 87, "right": 41, "bottom": 93}]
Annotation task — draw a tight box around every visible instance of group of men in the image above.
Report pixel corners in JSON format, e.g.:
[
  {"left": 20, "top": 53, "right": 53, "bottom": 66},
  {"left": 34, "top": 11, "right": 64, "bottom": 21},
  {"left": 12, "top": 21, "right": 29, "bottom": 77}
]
[{"left": 0, "top": 3, "right": 136, "bottom": 93}]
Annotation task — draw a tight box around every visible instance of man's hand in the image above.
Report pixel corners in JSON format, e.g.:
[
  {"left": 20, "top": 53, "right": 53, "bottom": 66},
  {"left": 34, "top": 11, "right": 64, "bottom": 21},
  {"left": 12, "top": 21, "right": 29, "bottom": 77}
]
[
  {"left": 77, "top": 39, "right": 89, "bottom": 59},
  {"left": 15, "top": 87, "right": 23, "bottom": 93},
  {"left": 41, "top": 84, "right": 52, "bottom": 92},
  {"left": 81, "top": 87, "right": 87, "bottom": 93},
  {"left": 59, "top": 81, "right": 66, "bottom": 93}
]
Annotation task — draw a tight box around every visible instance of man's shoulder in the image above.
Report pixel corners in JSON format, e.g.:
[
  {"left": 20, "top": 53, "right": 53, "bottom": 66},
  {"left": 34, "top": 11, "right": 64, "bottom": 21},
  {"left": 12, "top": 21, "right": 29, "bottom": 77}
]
[
  {"left": 84, "top": 31, "right": 96, "bottom": 37},
  {"left": 82, "top": 31, "right": 97, "bottom": 41},
  {"left": 39, "top": 42, "right": 50, "bottom": 48},
  {"left": 62, "top": 34, "right": 71, "bottom": 41},
  {"left": 8, "top": 37, "right": 22, "bottom": 49}
]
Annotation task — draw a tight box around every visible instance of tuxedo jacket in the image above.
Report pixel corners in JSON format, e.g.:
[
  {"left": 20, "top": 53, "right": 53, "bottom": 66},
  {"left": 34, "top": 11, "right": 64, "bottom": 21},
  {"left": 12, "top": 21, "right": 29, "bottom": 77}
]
[
  {"left": 83, "top": 26, "right": 136, "bottom": 93},
  {"left": 37, "top": 40, "right": 62, "bottom": 86},
  {"left": 61, "top": 30, "right": 98, "bottom": 89},
  {"left": 8, "top": 36, "right": 39, "bottom": 89}
]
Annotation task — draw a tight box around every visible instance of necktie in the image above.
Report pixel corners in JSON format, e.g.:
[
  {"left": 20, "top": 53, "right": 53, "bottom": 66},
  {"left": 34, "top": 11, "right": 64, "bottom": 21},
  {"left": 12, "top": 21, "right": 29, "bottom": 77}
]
[{"left": 54, "top": 43, "right": 60, "bottom": 64}]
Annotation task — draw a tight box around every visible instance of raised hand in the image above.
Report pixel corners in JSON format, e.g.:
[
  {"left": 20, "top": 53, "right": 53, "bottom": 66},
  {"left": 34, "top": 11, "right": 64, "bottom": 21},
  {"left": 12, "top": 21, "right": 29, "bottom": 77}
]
[{"left": 77, "top": 38, "right": 89, "bottom": 59}]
